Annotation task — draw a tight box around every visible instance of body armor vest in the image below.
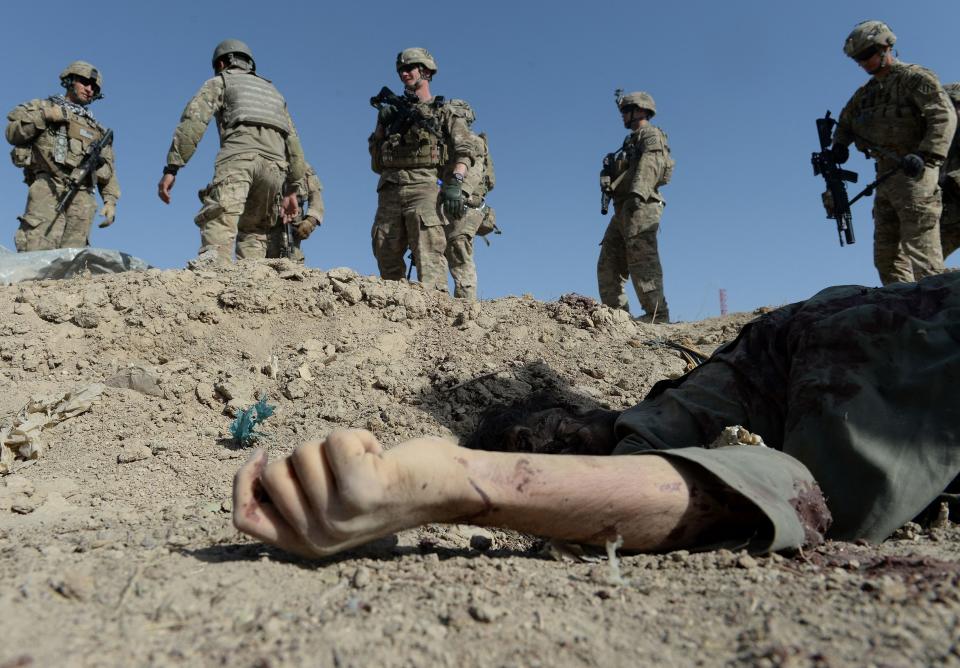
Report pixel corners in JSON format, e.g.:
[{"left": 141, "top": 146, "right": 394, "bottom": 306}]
[
  {"left": 849, "top": 64, "right": 927, "bottom": 157},
  {"left": 220, "top": 71, "right": 290, "bottom": 135},
  {"left": 378, "top": 102, "right": 447, "bottom": 169}
]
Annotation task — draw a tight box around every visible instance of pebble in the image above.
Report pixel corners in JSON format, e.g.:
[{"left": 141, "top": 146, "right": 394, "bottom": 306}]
[{"left": 117, "top": 444, "right": 153, "bottom": 464}]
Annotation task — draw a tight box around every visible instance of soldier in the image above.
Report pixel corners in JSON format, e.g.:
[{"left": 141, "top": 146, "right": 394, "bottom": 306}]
[
  {"left": 369, "top": 48, "right": 478, "bottom": 292},
  {"left": 266, "top": 163, "right": 324, "bottom": 262},
  {"left": 158, "top": 39, "right": 306, "bottom": 263},
  {"left": 940, "top": 83, "right": 960, "bottom": 261},
  {"left": 5, "top": 61, "right": 119, "bottom": 251},
  {"left": 831, "top": 20, "right": 956, "bottom": 285},
  {"left": 597, "top": 91, "right": 674, "bottom": 323},
  {"left": 442, "top": 101, "right": 496, "bottom": 300}
]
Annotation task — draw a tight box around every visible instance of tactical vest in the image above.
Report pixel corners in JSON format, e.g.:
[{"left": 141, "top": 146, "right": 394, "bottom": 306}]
[
  {"left": 849, "top": 64, "right": 929, "bottom": 156},
  {"left": 478, "top": 132, "right": 495, "bottom": 195},
  {"left": 220, "top": 71, "right": 290, "bottom": 135},
  {"left": 378, "top": 102, "right": 447, "bottom": 169}
]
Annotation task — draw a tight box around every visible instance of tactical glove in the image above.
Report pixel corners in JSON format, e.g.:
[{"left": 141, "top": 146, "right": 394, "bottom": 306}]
[
  {"left": 901, "top": 153, "right": 925, "bottom": 178},
  {"left": 441, "top": 179, "right": 466, "bottom": 219},
  {"left": 43, "top": 105, "right": 67, "bottom": 124},
  {"left": 377, "top": 104, "right": 397, "bottom": 127},
  {"left": 295, "top": 216, "right": 319, "bottom": 240},
  {"left": 831, "top": 144, "right": 850, "bottom": 165},
  {"left": 97, "top": 201, "right": 116, "bottom": 228}
]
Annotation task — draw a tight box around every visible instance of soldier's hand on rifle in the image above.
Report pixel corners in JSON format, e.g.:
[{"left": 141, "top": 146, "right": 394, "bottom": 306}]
[
  {"left": 281, "top": 192, "right": 300, "bottom": 220},
  {"left": 158, "top": 173, "right": 176, "bottom": 204},
  {"left": 441, "top": 176, "right": 466, "bottom": 220},
  {"left": 831, "top": 144, "right": 850, "bottom": 165},
  {"left": 42, "top": 105, "right": 67, "bottom": 125},
  {"left": 295, "top": 216, "right": 320, "bottom": 240},
  {"left": 97, "top": 201, "right": 116, "bottom": 228},
  {"left": 377, "top": 104, "right": 397, "bottom": 127},
  {"left": 901, "top": 154, "right": 925, "bottom": 178}
]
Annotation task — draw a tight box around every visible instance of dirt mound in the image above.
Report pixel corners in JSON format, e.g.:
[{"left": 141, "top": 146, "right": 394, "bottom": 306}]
[{"left": 1, "top": 261, "right": 957, "bottom": 667}]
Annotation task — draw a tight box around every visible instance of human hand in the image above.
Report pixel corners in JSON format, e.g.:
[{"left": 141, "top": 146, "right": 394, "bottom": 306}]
[
  {"left": 441, "top": 178, "right": 466, "bottom": 219},
  {"left": 158, "top": 173, "right": 176, "bottom": 204},
  {"left": 901, "top": 153, "right": 925, "bottom": 178},
  {"left": 295, "top": 216, "right": 319, "bottom": 240},
  {"left": 97, "top": 201, "right": 116, "bottom": 228},
  {"left": 831, "top": 144, "right": 850, "bottom": 165},
  {"left": 233, "top": 430, "right": 423, "bottom": 557},
  {"left": 281, "top": 193, "right": 300, "bottom": 220}
]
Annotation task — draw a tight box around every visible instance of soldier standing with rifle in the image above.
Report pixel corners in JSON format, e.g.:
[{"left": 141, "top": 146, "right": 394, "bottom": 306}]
[
  {"left": 829, "top": 20, "right": 955, "bottom": 285},
  {"left": 6, "top": 61, "right": 120, "bottom": 251},
  {"left": 597, "top": 90, "right": 675, "bottom": 323},
  {"left": 368, "top": 48, "right": 478, "bottom": 292},
  {"left": 157, "top": 39, "right": 306, "bottom": 263}
]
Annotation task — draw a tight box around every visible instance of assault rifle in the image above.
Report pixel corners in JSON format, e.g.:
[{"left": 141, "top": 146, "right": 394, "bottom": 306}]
[
  {"left": 369, "top": 87, "right": 442, "bottom": 138},
  {"left": 811, "top": 112, "right": 857, "bottom": 246},
  {"left": 600, "top": 149, "right": 629, "bottom": 215},
  {"left": 55, "top": 128, "right": 113, "bottom": 214},
  {"left": 276, "top": 193, "right": 296, "bottom": 259}
]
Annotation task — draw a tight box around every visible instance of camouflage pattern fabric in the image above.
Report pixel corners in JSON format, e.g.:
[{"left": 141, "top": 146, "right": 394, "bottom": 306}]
[
  {"left": 371, "top": 182, "right": 447, "bottom": 290},
  {"left": 615, "top": 273, "right": 960, "bottom": 552},
  {"left": 266, "top": 164, "right": 323, "bottom": 262},
  {"left": 444, "top": 204, "right": 486, "bottom": 299},
  {"left": 165, "top": 67, "right": 306, "bottom": 263},
  {"left": 941, "top": 115, "right": 960, "bottom": 260},
  {"left": 195, "top": 154, "right": 285, "bottom": 260},
  {"left": 6, "top": 97, "right": 119, "bottom": 250},
  {"left": 835, "top": 61, "right": 956, "bottom": 283},
  {"left": 597, "top": 124, "right": 672, "bottom": 319},
  {"left": 368, "top": 97, "right": 478, "bottom": 291}
]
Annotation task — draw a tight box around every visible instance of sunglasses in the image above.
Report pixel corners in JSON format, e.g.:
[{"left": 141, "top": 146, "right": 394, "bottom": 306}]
[
  {"left": 398, "top": 64, "right": 420, "bottom": 74},
  {"left": 854, "top": 46, "right": 881, "bottom": 62}
]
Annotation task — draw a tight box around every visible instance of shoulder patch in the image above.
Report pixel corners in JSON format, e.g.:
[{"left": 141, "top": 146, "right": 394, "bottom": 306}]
[{"left": 642, "top": 127, "right": 665, "bottom": 151}]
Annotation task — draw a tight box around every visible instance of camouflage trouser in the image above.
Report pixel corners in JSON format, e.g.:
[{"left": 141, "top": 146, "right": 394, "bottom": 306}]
[
  {"left": 194, "top": 154, "right": 286, "bottom": 263},
  {"left": 597, "top": 197, "right": 669, "bottom": 320},
  {"left": 444, "top": 204, "right": 485, "bottom": 300},
  {"left": 872, "top": 166, "right": 944, "bottom": 285},
  {"left": 15, "top": 173, "right": 96, "bottom": 251},
  {"left": 371, "top": 182, "right": 447, "bottom": 292},
  {"left": 265, "top": 224, "right": 305, "bottom": 263},
  {"left": 941, "top": 192, "right": 960, "bottom": 262}
]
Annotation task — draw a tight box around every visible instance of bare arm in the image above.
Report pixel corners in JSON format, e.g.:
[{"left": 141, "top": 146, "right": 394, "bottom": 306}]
[{"left": 233, "top": 429, "right": 760, "bottom": 558}]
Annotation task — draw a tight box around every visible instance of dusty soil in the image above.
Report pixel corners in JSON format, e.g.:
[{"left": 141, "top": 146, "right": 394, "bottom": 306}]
[{"left": 1, "top": 260, "right": 957, "bottom": 667}]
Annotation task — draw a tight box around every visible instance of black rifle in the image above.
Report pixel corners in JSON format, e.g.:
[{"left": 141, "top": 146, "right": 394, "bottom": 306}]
[
  {"left": 56, "top": 128, "right": 113, "bottom": 214},
  {"left": 276, "top": 194, "right": 296, "bottom": 259},
  {"left": 600, "top": 148, "right": 631, "bottom": 215},
  {"left": 811, "top": 112, "right": 857, "bottom": 246},
  {"left": 369, "top": 86, "right": 442, "bottom": 138},
  {"left": 811, "top": 111, "right": 904, "bottom": 246}
]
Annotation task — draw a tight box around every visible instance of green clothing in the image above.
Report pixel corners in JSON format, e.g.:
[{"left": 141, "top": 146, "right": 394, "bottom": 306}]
[
  {"left": 941, "top": 122, "right": 960, "bottom": 260},
  {"left": 614, "top": 273, "right": 960, "bottom": 552}
]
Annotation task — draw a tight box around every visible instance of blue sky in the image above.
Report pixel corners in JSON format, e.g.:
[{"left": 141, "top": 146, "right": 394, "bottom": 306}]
[{"left": 2, "top": 1, "right": 958, "bottom": 320}]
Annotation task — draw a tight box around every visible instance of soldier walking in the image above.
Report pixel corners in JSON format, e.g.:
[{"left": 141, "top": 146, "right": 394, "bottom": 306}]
[
  {"left": 830, "top": 20, "right": 956, "bottom": 284},
  {"left": 368, "top": 47, "right": 478, "bottom": 291},
  {"left": 597, "top": 91, "right": 674, "bottom": 323},
  {"left": 157, "top": 39, "right": 306, "bottom": 263},
  {"left": 6, "top": 62, "right": 119, "bottom": 251}
]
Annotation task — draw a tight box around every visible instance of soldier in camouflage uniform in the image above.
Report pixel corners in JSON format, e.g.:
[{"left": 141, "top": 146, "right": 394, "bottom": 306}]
[
  {"left": 369, "top": 48, "right": 478, "bottom": 292},
  {"left": 831, "top": 20, "right": 956, "bottom": 285},
  {"left": 442, "top": 101, "right": 495, "bottom": 300},
  {"left": 158, "top": 39, "right": 306, "bottom": 263},
  {"left": 5, "top": 61, "right": 120, "bottom": 251},
  {"left": 597, "top": 91, "right": 674, "bottom": 323},
  {"left": 266, "top": 163, "right": 324, "bottom": 262},
  {"left": 939, "top": 83, "right": 960, "bottom": 261}
]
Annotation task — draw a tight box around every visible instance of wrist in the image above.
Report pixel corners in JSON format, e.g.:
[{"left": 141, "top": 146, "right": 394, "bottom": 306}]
[{"left": 387, "top": 438, "right": 484, "bottom": 523}]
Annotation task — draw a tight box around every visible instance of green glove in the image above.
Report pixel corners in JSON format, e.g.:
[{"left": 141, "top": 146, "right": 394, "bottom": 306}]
[
  {"left": 441, "top": 178, "right": 466, "bottom": 219},
  {"left": 377, "top": 104, "right": 397, "bottom": 127}
]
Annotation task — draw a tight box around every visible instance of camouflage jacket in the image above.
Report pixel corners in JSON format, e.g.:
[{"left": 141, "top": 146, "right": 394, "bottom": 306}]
[
  {"left": 289, "top": 163, "right": 324, "bottom": 223},
  {"left": 835, "top": 61, "right": 957, "bottom": 167},
  {"left": 368, "top": 96, "right": 478, "bottom": 188},
  {"left": 6, "top": 96, "right": 120, "bottom": 203},
  {"left": 606, "top": 125, "right": 671, "bottom": 204},
  {"left": 165, "top": 67, "right": 306, "bottom": 183},
  {"left": 941, "top": 115, "right": 960, "bottom": 206}
]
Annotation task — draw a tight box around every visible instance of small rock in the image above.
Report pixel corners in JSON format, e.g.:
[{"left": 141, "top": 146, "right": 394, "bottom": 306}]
[
  {"left": 50, "top": 570, "right": 95, "bottom": 601},
  {"left": 352, "top": 566, "right": 372, "bottom": 589},
  {"left": 738, "top": 554, "right": 759, "bottom": 569},
  {"left": 468, "top": 604, "right": 505, "bottom": 623},
  {"left": 118, "top": 444, "right": 153, "bottom": 464}
]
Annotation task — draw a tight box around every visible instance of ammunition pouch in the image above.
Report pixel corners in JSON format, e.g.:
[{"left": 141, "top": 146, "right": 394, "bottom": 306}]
[{"left": 379, "top": 128, "right": 447, "bottom": 169}]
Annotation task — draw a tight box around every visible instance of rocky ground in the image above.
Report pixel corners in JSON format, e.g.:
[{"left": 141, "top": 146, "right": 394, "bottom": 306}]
[{"left": 0, "top": 260, "right": 957, "bottom": 667}]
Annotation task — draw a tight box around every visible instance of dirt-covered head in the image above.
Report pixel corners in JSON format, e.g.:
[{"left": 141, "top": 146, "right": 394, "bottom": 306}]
[{"left": 464, "top": 391, "right": 621, "bottom": 456}]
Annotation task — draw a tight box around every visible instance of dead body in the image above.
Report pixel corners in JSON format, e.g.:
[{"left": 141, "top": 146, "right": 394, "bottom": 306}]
[{"left": 233, "top": 273, "right": 960, "bottom": 557}]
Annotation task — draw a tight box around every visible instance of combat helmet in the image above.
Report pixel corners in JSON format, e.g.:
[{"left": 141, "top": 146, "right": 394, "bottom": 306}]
[
  {"left": 60, "top": 61, "right": 103, "bottom": 94},
  {"left": 843, "top": 20, "right": 896, "bottom": 59},
  {"left": 212, "top": 39, "right": 256, "bottom": 71},
  {"left": 396, "top": 47, "right": 438, "bottom": 75},
  {"left": 943, "top": 82, "right": 960, "bottom": 106},
  {"left": 617, "top": 90, "right": 656, "bottom": 118}
]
